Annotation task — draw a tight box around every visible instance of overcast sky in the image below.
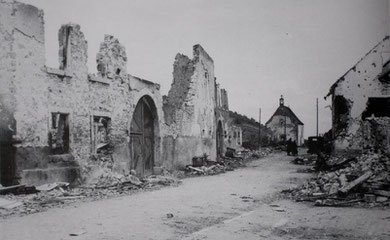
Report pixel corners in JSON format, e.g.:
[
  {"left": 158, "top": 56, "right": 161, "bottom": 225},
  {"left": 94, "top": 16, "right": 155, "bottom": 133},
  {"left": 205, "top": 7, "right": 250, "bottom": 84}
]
[{"left": 23, "top": 0, "right": 389, "bottom": 138}]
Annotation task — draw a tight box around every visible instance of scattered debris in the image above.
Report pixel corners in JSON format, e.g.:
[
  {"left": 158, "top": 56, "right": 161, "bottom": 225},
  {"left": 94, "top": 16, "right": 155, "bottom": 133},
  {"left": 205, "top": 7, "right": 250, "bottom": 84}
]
[
  {"left": 36, "top": 182, "right": 69, "bottom": 192},
  {"left": 0, "top": 185, "right": 25, "bottom": 195},
  {"left": 185, "top": 148, "right": 272, "bottom": 176},
  {"left": 0, "top": 170, "right": 182, "bottom": 218},
  {"left": 0, "top": 198, "right": 22, "bottom": 209},
  {"left": 0, "top": 148, "right": 271, "bottom": 218},
  {"left": 284, "top": 152, "right": 390, "bottom": 207},
  {"left": 0, "top": 185, "right": 38, "bottom": 195},
  {"left": 291, "top": 154, "right": 317, "bottom": 166}
]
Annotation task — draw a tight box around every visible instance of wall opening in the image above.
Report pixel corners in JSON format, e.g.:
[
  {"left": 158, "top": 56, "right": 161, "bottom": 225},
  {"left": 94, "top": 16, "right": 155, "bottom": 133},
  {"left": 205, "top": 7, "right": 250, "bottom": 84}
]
[
  {"left": 59, "top": 26, "right": 71, "bottom": 70},
  {"left": 130, "top": 96, "right": 158, "bottom": 177},
  {"left": 362, "top": 97, "right": 390, "bottom": 120},
  {"left": 216, "top": 120, "right": 224, "bottom": 157},
  {"left": 92, "top": 116, "right": 111, "bottom": 154},
  {"left": 333, "top": 95, "right": 351, "bottom": 135},
  {"left": 49, "top": 113, "right": 70, "bottom": 155},
  {"left": 0, "top": 108, "right": 17, "bottom": 186}
]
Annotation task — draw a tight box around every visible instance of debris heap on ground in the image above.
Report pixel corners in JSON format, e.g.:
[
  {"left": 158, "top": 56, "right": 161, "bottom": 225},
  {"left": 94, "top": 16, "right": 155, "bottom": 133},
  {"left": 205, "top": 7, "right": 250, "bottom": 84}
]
[
  {"left": 185, "top": 148, "right": 272, "bottom": 176},
  {"left": 284, "top": 152, "right": 390, "bottom": 207},
  {"left": 0, "top": 170, "right": 181, "bottom": 218},
  {"left": 0, "top": 148, "right": 272, "bottom": 218},
  {"left": 291, "top": 154, "right": 317, "bottom": 166}
]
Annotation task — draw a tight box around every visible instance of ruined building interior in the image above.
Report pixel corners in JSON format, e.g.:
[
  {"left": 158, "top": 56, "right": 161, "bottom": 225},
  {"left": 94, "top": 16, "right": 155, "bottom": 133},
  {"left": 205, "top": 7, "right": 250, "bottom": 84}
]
[{"left": 0, "top": 0, "right": 255, "bottom": 186}]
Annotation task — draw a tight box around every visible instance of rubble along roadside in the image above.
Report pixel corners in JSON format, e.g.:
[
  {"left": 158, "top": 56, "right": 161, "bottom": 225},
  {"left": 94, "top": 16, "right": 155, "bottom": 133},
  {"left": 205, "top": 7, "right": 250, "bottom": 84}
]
[
  {"left": 284, "top": 151, "right": 390, "bottom": 208},
  {"left": 0, "top": 148, "right": 272, "bottom": 219}
]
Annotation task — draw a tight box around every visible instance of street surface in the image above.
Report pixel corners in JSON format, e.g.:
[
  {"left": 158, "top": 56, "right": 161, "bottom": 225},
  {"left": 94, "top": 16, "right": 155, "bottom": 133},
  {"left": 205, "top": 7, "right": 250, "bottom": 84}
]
[{"left": 1, "top": 152, "right": 389, "bottom": 240}]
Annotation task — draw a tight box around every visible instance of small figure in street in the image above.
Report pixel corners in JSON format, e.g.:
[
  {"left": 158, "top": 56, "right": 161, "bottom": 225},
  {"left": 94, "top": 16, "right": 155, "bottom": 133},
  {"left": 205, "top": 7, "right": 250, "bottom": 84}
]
[
  {"left": 286, "top": 138, "right": 292, "bottom": 155},
  {"left": 292, "top": 140, "right": 298, "bottom": 156}
]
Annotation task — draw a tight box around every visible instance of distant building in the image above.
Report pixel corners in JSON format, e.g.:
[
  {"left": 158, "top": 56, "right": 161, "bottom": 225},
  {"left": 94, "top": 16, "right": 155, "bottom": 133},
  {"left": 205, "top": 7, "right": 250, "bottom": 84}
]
[
  {"left": 325, "top": 37, "right": 390, "bottom": 153},
  {"left": 265, "top": 96, "right": 304, "bottom": 146},
  {"left": 228, "top": 111, "right": 274, "bottom": 149}
]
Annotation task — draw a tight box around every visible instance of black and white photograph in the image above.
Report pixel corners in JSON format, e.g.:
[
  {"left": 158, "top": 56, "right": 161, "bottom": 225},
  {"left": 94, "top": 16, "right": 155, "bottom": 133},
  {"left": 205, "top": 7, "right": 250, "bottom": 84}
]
[{"left": 0, "top": 0, "right": 389, "bottom": 239}]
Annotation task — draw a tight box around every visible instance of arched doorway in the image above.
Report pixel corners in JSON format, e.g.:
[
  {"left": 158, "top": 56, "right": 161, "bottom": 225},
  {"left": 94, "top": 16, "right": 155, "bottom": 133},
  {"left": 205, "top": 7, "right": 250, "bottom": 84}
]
[
  {"left": 130, "top": 96, "right": 157, "bottom": 177},
  {"left": 216, "top": 120, "right": 224, "bottom": 157}
]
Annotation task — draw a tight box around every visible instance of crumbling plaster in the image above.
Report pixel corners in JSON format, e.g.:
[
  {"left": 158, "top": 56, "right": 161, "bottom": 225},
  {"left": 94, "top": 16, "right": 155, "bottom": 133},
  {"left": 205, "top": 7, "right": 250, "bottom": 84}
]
[
  {"left": 1, "top": 0, "right": 247, "bottom": 185},
  {"left": 0, "top": 1, "right": 164, "bottom": 185},
  {"left": 163, "top": 45, "right": 217, "bottom": 168},
  {"left": 330, "top": 37, "right": 390, "bottom": 152}
]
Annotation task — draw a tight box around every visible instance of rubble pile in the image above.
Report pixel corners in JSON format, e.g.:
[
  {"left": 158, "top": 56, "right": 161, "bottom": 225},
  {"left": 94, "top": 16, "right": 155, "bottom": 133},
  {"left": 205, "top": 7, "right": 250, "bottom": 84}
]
[
  {"left": 89, "top": 146, "right": 115, "bottom": 169},
  {"left": 362, "top": 117, "right": 390, "bottom": 154},
  {"left": 0, "top": 172, "right": 181, "bottom": 218},
  {"left": 291, "top": 154, "right": 317, "bottom": 166},
  {"left": 240, "top": 148, "right": 273, "bottom": 160},
  {"left": 185, "top": 148, "right": 272, "bottom": 176},
  {"left": 284, "top": 152, "right": 390, "bottom": 207}
]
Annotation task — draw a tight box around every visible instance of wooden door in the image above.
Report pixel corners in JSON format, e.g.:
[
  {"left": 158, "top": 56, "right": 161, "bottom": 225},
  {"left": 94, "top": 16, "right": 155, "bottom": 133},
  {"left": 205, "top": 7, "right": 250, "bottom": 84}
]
[
  {"left": 216, "top": 121, "right": 224, "bottom": 157},
  {"left": 0, "top": 112, "right": 16, "bottom": 186},
  {"left": 130, "top": 97, "right": 154, "bottom": 177}
]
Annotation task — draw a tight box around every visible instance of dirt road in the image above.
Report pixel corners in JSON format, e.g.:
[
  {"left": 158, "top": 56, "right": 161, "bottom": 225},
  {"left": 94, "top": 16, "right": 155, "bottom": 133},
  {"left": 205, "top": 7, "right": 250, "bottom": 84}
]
[{"left": 1, "top": 152, "right": 389, "bottom": 240}]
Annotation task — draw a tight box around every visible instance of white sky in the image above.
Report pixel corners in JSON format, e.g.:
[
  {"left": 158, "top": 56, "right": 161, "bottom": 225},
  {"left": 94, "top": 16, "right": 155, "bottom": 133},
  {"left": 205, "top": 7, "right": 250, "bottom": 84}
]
[{"left": 23, "top": 0, "right": 389, "bottom": 138}]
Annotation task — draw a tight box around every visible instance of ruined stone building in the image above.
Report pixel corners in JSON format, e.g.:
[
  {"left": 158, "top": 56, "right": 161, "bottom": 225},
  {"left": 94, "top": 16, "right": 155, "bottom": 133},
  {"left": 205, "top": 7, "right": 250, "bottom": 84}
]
[
  {"left": 0, "top": 0, "right": 245, "bottom": 186},
  {"left": 215, "top": 84, "right": 243, "bottom": 155},
  {"left": 163, "top": 45, "right": 243, "bottom": 169},
  {"left": 326, "top": 37, "right": 390, "bottom": 153},
  {"left": 265, "top": 96, "right": 304, "bottom": 146}
]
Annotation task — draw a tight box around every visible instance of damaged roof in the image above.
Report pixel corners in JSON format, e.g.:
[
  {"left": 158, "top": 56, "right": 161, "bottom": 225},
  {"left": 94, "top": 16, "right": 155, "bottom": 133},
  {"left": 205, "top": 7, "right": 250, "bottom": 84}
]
[{"left": 325, "top": 36, "right": 390, "bottom": 99}]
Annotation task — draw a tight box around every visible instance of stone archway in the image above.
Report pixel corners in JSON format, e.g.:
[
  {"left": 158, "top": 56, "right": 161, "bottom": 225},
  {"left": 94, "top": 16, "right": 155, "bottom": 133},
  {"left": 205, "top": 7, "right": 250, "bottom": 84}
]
[
  {"left": 130, "top": 95, "right": 157, "bottom": 177},
  {"left": 216, "top": 120, "right": 224, "bottom": 157}
]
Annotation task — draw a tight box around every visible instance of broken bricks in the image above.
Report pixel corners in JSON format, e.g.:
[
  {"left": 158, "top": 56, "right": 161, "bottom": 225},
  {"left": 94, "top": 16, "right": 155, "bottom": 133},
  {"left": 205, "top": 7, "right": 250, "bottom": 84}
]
[
  {"left": 285, "top": 152, "right": 390, "bottom": 207},
  {"left": 185, "top": 148, "right": 272, "bottom": 176}
]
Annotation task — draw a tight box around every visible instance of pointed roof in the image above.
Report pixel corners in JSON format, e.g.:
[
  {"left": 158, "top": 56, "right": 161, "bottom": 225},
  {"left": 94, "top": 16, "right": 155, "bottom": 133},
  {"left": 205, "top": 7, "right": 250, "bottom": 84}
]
[{"left": 266, "top": 105, "right": 304, "bottom": 126}]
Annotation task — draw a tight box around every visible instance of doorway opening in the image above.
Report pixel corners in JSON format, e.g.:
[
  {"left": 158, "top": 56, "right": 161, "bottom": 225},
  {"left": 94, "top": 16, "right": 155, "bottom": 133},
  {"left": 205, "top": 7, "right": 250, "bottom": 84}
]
[
  {"left": 130, "top": 96, "right": 157, "bottom": 177},
  {"left": 216, "top": 120, "right": 224, "bottom": 157}
]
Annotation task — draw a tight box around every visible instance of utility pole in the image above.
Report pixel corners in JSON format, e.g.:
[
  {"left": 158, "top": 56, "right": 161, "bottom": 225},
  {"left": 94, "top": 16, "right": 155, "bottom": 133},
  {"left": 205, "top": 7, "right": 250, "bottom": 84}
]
[
  {"left": 259, "top": 108, "right": 261, "bottom": 149},
  {"left": 316, "top": 98, "right": 319, "bottom": 137}
]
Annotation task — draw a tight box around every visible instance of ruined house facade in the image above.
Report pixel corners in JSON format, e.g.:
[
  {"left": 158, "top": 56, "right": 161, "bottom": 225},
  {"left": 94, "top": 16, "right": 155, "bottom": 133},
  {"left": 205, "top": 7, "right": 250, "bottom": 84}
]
[
  {"left": 0, "top": 1, "right": 243, "bottom": 186},
  {"left": 162, "top": 46, "right": 243, "bottom": 169},
  {"left": 265, "top": 96, "right": 304, "bottom": 146},
  {"left": 215, "top": 84, "right": 243, "bottom": 156},
  {"left": 326, "top": 37, "right": 390, "bottom": 153}
]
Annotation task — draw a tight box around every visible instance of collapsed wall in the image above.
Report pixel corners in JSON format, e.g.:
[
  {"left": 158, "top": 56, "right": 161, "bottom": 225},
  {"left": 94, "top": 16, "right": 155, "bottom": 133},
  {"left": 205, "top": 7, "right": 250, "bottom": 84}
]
[
  {"left": 327, "top": 37, "right": 390, "bottom": 153},
  {"left": 163, "top": 45, "right": 217, "bottom": 169}
]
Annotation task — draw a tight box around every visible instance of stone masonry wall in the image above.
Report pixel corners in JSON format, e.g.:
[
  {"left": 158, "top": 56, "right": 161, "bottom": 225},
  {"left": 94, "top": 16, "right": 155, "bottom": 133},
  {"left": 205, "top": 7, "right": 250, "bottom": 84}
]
[
  {"left": 1, "top": 0, "right": 250, "bottom": 184},
  {"left": 0, "top": 1, "right": 52, "bottom": 185},
  {"left": 163, "top": 45, "right": 217, "bottom": 169},
  {"left": 0, "top": 0, "right": 164, "bottom": 185}
]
